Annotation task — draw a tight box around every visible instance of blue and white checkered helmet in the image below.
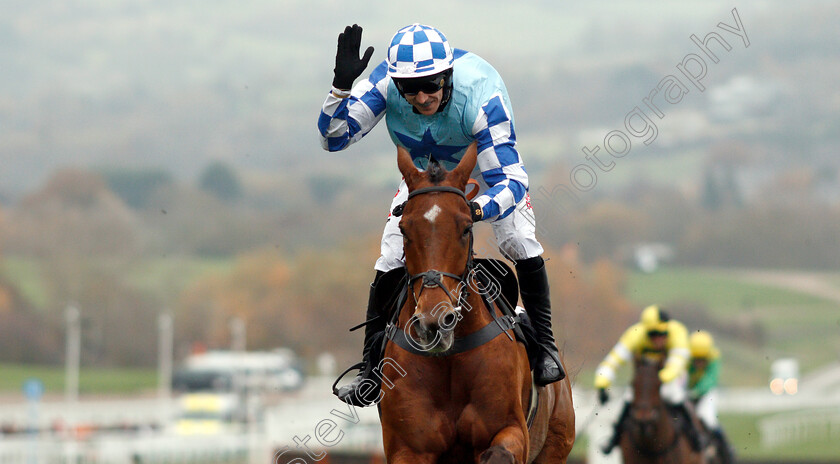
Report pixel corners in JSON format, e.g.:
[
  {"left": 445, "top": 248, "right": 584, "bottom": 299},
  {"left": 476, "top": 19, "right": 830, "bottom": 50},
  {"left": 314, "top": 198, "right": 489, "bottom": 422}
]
[{"left": 387, "top": 24, "right": 454, "bottom": 78}]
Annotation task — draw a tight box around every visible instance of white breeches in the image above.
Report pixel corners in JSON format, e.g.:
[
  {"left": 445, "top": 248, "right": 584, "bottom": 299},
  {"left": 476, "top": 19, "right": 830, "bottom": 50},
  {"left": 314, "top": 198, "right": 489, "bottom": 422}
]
[
  {"left": 695, "top": 389, "right": 720, "bottom": 428},
  {"left": 374, "top": 179, "right": 545, "bottom": 272}
]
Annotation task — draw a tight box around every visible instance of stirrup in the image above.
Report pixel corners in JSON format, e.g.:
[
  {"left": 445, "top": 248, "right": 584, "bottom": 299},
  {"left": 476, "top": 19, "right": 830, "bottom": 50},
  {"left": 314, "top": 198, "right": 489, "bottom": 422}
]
[
  {"left": 331, "top": 362, "right": 366, "bottom": 396},
  {"left": 331, "top": 362, "right": 381, "bottom": 407}
]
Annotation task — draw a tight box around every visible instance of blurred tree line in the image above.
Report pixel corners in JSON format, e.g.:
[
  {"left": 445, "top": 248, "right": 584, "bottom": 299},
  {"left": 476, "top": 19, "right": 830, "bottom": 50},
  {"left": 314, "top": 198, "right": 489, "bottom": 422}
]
[
  {"left": 534, "top": 141, "right": 840, "bottom": 270},
  {"left": 0, "top": 145, "right": 838, "bottom": 369}
]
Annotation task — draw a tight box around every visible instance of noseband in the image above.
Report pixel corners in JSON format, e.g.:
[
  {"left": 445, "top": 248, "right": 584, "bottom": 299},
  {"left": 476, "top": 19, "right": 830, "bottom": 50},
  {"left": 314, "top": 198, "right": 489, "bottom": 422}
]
[{"left": 393, "top": 185, "right": 475, "bottom": 310}]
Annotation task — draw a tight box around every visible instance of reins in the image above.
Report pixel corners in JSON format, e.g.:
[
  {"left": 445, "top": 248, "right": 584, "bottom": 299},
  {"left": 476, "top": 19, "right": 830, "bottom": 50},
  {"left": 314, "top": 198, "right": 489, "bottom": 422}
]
[{"left": 626, "top": 412, "right": 683, "bottom": 458}]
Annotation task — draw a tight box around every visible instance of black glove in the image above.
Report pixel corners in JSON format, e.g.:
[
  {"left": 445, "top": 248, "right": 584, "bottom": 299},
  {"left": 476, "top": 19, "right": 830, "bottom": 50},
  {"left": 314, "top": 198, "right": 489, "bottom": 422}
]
[
  {"left": 332, "top": 24, "right": 375, "bottom": 90},
  {"left": 469, "top": 201, "right": 483, "bottom": 222},
  {"left": 598, "top": 388, "right": 609, "bottom": 405}
]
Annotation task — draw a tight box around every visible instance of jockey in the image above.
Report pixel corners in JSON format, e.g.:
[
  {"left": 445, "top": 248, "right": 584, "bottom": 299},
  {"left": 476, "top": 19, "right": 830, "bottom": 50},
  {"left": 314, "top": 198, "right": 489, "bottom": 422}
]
[
  {"left": 319, "top": 24, "right": 565, "bottom": 406},
  {"left": 594, "top": 305, "right": 704, "bottom": 454},
  {"left": 689, "top": 330, "right": 734, "bottom": 463}
]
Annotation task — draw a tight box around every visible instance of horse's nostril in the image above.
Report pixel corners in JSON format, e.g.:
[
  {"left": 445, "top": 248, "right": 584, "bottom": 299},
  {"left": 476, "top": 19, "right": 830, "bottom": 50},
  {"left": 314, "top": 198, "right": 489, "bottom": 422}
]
[{"left": 441, "top": 312, "right": 457, "bottom": 329}]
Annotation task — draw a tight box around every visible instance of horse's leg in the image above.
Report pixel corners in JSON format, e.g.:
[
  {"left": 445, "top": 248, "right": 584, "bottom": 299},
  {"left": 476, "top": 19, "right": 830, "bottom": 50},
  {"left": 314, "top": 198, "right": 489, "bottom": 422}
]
[
  {"left": 386, "top": 450, "right": 438, "bottom": 464},
  {"left": 478, "top": 425, "right": 527, "bottom": 464},
  {"left": 479, "top": 445, "right": 516, "bottom": 464},
  {"left": 532, "top": 380, "right": 575, "bottom": 464}
]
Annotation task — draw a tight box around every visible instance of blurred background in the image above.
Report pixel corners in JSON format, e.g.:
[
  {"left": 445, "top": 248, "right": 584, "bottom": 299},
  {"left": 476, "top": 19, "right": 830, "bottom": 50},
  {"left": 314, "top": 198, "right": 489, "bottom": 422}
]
[{"left": 1, "top": 0, "right": 838, "bottom": 463}]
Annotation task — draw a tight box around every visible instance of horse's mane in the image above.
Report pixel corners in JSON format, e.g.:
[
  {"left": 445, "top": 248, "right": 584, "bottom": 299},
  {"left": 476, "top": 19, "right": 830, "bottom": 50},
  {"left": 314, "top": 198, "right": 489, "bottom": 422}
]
[{"left": 426, "top": 159, "right": 446, "bottom": 184}]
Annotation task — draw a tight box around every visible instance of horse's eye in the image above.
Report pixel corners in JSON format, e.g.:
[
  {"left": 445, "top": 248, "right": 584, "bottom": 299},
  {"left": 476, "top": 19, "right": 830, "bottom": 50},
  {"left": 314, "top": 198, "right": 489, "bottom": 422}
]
[{"left": 462, "top": 225, "right": 472, "bottom": 237}]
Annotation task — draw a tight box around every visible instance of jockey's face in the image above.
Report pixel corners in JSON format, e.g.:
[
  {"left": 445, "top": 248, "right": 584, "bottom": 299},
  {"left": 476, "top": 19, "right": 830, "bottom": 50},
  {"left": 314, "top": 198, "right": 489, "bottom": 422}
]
[
  {"left": 405, "top": 89, "right": 443, "bottom": 115},
  {"left": 648, "top": 331, "right": 667, "bottom": 350}
]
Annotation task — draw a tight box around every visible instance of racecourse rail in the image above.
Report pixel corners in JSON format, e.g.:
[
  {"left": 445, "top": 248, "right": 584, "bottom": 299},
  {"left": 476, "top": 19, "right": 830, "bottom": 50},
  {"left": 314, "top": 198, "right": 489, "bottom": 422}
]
[{"left": 0, "top": 371, "right": 839, "bottom": 464}]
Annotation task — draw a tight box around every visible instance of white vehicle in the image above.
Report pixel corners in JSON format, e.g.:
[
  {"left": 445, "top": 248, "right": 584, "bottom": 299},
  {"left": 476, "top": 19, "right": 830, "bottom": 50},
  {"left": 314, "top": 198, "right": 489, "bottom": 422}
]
[
  {"left": 172, "top": 392, "right": 242, "bottom": 435},
  {"left": 172, "top": 349, "right": 305, "bottom": 393}
]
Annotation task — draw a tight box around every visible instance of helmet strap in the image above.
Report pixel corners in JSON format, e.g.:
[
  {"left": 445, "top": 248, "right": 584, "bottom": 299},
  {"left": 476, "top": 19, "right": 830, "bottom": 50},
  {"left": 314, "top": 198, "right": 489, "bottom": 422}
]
[
  {"left": 436, "top": 81, "right": 452, "bottom": 113},
  {"left": 436, "top": 68, "right": 454, "bottom": 113}
]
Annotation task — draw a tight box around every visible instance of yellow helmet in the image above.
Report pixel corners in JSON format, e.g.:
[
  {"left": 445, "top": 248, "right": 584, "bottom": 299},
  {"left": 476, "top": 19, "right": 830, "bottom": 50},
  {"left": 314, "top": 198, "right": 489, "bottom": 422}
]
[
  {"left": 640, "top": 305, "right": 669, "bottom": 333},
  {"left": 690, "top": 330, "right": 714, "bottom": 358}
]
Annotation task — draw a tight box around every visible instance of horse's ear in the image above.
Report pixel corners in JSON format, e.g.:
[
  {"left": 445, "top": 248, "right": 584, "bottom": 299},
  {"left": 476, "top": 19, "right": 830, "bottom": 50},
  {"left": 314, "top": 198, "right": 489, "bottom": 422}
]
[
  {"left": 397, "top": 145, "right": 421, "bottom": 188},
  {"left": 449, "top": 142, "right": 478, "bottom": 189}
]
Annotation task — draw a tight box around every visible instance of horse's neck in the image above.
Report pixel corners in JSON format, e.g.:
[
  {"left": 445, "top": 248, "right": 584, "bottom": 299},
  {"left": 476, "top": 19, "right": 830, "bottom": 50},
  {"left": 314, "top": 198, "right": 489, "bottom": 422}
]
[
  {"left": 634, "top": 377, "right": 662, "bottom": 407},
  {"left": 633, "top": 366, "right": 666, "bottom": 415},
  {"left": 630, "top": 370, "right": 677, "bottom": 449}
]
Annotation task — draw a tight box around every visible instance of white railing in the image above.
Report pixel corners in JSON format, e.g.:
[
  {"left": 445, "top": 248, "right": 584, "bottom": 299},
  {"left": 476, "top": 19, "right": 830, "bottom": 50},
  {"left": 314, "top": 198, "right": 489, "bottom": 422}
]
[
  {"left": 0, "top": 398, "right": 175, "bottom": 429},
  {"left": 4, "top": 377, "right": 840, "bottom": 464},
  {"left": 0, "top": 433, "right": 262, "bottom": 464},
  {"left": 758, "top": 407, "right": 840, "bottom": 448}
]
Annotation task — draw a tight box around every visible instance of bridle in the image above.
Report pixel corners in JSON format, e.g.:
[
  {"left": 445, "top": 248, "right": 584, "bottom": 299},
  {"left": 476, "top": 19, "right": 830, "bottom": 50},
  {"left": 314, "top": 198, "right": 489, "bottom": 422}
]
[
  {"left": 385, "top": 183, "right": 521, "bottom": 357},
  {"left": 626, "top": 358, "right": 681, "bottom": 458},
  {"left": 392, "top": 185, "right": 475, "bottom": 312}
]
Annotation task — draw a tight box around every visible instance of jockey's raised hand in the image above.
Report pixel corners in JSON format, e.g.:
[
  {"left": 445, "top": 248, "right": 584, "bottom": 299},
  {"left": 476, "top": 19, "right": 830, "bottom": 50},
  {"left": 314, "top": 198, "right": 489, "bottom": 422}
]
[{"left": 333, "top": 24, "right": 375, "bottom": 90}]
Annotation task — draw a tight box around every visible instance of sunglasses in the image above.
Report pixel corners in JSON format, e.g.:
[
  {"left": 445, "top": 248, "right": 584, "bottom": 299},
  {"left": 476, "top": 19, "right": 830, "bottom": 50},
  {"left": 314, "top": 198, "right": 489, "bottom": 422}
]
[
  {"left": 647, "top": 330, "right": 668, "bottom": 338},
  {"left": 394, "top": 72, "right": 447, "bottom": 96}
]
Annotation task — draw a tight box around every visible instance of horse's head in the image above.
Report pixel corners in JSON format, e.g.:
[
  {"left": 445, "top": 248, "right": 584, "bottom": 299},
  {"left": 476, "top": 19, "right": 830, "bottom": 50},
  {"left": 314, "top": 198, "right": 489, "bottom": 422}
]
[
  {"left": 631, "top": 356, "right": 665, "bottom": 424},
  {"left": 396, "top": 143, "right": 478, "bottom": 353},
  {"left": 623, "top": 356, "right": 690, "bottom": 459}
]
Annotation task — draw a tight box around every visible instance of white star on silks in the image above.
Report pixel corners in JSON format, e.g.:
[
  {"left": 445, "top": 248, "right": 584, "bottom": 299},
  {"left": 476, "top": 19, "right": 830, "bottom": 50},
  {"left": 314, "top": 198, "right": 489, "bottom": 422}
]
[{"left": 394, "top": 129, "right": 469, "bottom": 167}]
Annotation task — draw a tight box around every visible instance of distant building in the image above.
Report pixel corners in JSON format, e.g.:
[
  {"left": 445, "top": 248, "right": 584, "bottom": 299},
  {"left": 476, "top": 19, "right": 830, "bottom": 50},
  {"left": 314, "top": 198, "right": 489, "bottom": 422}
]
[{"left": 622, "top": 242, "right": 674, "bottom": 273}]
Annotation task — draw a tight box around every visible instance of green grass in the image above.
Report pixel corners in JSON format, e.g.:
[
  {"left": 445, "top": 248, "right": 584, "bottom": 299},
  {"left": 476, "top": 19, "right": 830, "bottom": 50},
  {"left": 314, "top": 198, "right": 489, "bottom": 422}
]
[
  {"left": 625, "top": 267, "right": 834, "bottom": 312},
  {"left": 721, "top": 412, "right": 840, "bottom": 461},
  {"left": 0, "top": 363, "right": 158, "bottom": 395},
  {"left": 124, "top": 256, "right": 234, "bottom": 297},
  {"left": 572, "top": 412, "right": 838, "bottom": 462},
  {"left": 568, "top": 433, "right": 588, "bottom": 460},
  {"left": 0, "top": 254, "right": 234, "bottom": 310},
  {"left": 623, "top": 267, "right": 840, "bottom": 383},
  {"left": 0, "top": 256, "right": 52, "bottom": 310},
  {"left": 827, "top": 274, "right": 840, "bottom": 291},
  {"left": 570, "top": 412, "right": 839, "bottom": 461}
]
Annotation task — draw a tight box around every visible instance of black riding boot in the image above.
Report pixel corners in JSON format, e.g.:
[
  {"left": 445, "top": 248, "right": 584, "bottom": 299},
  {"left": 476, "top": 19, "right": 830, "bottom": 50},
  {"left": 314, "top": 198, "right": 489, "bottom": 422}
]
[
  {"left": 674, "top": 401, "right": 705, "bottom": 452},
  {"left": 334, "top": 271, "right": 386, "bottom": 407},
  {"left": 515, "top": 256, "right": 566, "bottom": 386},
  {"left": 602, "top": 401, "right": 630, "bottom": 454}
]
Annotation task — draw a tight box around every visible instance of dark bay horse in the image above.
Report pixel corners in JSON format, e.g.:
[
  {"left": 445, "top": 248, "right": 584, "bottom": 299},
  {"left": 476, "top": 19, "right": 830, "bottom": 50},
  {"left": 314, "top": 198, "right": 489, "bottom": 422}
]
[
  {"left": 621, "top": 356, "right": 702, "bottom": 464},
  {"left": 377, "top": 143, "right": 574, "bottom": 464}
]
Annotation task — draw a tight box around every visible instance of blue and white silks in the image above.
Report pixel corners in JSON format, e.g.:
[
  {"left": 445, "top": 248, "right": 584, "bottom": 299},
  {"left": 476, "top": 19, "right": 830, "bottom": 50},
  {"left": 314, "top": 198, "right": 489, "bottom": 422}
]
[{"left": 318, "top": 49, "right": 528, "bottom": 221}]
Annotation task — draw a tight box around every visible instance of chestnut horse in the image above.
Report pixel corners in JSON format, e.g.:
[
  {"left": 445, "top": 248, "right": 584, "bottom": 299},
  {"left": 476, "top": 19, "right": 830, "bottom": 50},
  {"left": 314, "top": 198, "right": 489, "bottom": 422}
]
[
  {"left": 621, "top": 356, "right": 702, "bottom": 464},
  {"left": 377, "top": 143, "right": 574, "bottom": 464}
]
